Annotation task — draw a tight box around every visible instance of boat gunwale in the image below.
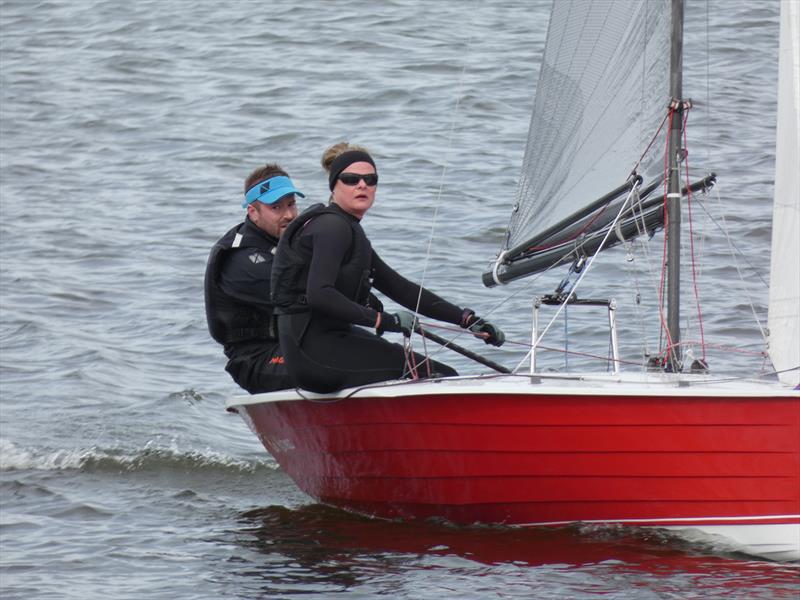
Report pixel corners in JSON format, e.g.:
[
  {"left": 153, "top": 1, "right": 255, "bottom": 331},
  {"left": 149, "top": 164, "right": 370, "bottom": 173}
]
[{"left": 226, "top": 372, "right": 799, "bottom": 409}]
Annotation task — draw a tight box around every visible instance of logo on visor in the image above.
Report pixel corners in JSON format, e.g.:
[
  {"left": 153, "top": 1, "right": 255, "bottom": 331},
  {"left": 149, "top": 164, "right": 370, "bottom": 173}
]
[{"left": 260, "top": 182, "right": 270, "bottom": 194}]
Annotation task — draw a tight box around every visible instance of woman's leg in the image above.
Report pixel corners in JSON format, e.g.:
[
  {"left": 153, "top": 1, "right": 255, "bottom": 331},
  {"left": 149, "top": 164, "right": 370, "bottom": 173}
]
[
  {"left": 403, "top": 348, "right": 458, "bottom": 379},
  {"left": 279, "top": 315, "right": 456, "bottom": 393}
]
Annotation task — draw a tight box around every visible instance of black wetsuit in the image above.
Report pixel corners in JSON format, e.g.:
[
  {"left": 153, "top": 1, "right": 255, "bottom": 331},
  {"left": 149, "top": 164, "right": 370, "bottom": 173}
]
[
  {"left": 204, "top": 218, "right": 293, "bottom": 394},
  {"left": 273, "top": 203, "right": 463, "bottom": 393}
]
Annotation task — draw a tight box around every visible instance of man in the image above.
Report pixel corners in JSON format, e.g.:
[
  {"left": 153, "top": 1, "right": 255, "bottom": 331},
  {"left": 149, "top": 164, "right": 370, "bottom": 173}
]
[{"left": 204, "top": 163, "right": 303, "bottom": 393}]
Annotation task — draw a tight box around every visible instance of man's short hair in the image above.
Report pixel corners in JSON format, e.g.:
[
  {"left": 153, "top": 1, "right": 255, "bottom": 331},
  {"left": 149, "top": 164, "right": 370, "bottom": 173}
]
[{"left": 244, "top": 163, "right": 288, "bottom": 194}]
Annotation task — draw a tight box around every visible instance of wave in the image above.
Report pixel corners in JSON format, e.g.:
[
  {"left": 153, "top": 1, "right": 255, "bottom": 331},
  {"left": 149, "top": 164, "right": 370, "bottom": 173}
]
[{"left": 0, "top": 438, "right": 277, "bottom": 474}]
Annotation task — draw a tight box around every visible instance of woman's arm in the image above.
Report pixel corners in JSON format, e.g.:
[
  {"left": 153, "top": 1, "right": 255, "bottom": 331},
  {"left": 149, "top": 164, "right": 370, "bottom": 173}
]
[
  {"left": 371, "top": 250, "right": 505, "bottom": 345},
  {"left": 370, "top": 250, "right": 465, "bottom": 324}
]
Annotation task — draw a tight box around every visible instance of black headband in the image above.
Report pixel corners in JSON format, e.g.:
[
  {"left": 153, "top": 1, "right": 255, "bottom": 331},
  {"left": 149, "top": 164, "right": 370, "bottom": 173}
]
[{"left": 328, "top": 150, "right": 377, "bottom": 191}]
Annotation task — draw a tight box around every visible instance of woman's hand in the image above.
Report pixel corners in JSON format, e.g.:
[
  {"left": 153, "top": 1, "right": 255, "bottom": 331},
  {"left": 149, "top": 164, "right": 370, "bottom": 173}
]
[
  {"left": 377, "top": 311, "right": 416, "bottom": 337},
  {"left": 461, "top": 309, "right": 506, "bottom": 346},
  {"left": 468, "top": 319, "right": 506, "bottom": 346}
]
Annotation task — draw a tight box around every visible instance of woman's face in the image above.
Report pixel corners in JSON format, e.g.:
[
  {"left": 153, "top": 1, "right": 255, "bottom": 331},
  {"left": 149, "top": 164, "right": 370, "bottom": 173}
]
[{"left": 331, "top": 161, "right": 377, "bottom": 219}]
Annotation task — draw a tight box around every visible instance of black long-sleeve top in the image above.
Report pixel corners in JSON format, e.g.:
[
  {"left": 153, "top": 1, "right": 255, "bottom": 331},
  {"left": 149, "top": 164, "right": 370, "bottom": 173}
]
[{"left": 296, "top": 208, "right": 465, "bottom": 328}]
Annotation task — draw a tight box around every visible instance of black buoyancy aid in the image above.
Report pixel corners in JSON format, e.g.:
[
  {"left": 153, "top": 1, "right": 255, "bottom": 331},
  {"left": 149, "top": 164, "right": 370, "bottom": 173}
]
[
  {"left": 204, "top": 220, "right": 278, "bottom": 345},
  {"left": 271, "top": 203, "right": 373, "bottom": 315}
]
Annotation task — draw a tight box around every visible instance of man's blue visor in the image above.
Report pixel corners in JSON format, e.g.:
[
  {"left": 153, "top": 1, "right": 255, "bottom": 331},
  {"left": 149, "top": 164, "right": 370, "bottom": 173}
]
[{"left": 243, "top": 175, "right": 305, "bottom": 208}]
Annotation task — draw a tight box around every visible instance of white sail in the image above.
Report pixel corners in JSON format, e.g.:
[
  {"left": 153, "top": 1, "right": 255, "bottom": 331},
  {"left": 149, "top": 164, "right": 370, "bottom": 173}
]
[
  {"left": 506, "top": 1, "right": 671, "bottom": 258},
  {"left": 483, "top": 0, "right": 676, "bottom": 285},
  {"left": 768, "top": 0, "right": 800, "bottom": 388}
]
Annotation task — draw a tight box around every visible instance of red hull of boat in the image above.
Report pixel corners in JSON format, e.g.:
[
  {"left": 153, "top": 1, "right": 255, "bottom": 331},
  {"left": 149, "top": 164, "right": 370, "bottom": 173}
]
[{"left": 235, "top": 384, "right": 800, "bottom": 529}]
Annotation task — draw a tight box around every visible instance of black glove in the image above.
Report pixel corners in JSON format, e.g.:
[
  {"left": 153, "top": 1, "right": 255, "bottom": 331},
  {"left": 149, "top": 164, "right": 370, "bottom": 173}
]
[
  {"left": 460, "top": 308, "right": 505, "bottom": 347},
  {"left": 377, "top": 310, "right": 416, "bottom": 337},
  {"left": 366, "top": 292, "right": 384, "bottom": 313},
  {"left": 470, "top": 319, "right": 505, "bottom": 346}
]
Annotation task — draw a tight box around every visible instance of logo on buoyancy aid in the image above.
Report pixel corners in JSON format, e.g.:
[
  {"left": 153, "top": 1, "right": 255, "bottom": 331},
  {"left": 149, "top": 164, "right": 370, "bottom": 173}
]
[{"left": 249, "top": 252, "right": 266, "bottom": 264}]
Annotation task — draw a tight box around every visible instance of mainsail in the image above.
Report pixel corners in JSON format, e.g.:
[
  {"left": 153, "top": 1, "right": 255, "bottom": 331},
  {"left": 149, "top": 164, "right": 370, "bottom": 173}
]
[
  {"left": 484, "top": 0, "right": 676, "bottom": 286},
  {"left": 768, "top": 0, "right": 800, "bottom": 387}
]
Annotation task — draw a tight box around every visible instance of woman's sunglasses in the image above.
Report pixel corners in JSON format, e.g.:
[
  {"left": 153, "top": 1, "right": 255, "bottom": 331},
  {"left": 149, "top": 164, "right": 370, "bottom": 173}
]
[{"left": 338, "top": 172, "right": 379, "bottom": 187}]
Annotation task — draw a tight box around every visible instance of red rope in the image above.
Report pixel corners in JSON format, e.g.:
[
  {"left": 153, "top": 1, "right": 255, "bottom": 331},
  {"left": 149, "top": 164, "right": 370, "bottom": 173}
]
[
  {"left": 502, "top": 338, "right": 644, "bottom": 367},
  {"left": 403, "top": 338, "right": 419, "bottom": 380},
  {"left": 499, "top": 337, "right": 767, "bottom": 366},
  {"left": 632, "top": 111, "right": 671, "bottom": 177},
  {"left": 526, "top": 204, "right": 612, "bottom": 252}
]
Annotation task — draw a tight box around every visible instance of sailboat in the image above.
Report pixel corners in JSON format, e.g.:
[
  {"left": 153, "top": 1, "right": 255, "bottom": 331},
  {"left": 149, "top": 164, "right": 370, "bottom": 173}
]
[{"left": 227, "top": 0, "right": 799, "bottom": 561}]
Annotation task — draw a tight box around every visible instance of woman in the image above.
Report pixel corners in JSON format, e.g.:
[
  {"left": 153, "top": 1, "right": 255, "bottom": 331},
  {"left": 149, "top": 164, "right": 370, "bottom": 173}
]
[{"left": 271, "top": 142, "right": 504, "bottom": 393}]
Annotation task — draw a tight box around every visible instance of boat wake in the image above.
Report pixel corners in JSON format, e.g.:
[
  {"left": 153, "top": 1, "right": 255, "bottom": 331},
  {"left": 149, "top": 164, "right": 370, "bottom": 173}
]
[{"left": 0, "top": 438, "right": 278, "bottom": 475}]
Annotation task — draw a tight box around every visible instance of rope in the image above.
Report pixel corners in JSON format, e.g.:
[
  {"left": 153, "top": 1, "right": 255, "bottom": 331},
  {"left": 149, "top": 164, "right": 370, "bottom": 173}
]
[
  {"left": 682, "top": 108, "right": 707, "bottom": 361},
  {"left": 402, "top": 336, "right": 419, "bottom": 380},
  {"left": 631, "top": 111, "right": 670, "bottom": 179},
  {"left": 498, "top": 335, "right": 770, "bottom": 370},
  {"left": 625, "top": 178, "right": 663, "bottom": 368},
  {"left": 525, "top": 202, "right": 612, "bottom": 252},
  {"left": 510, "top": 180, "right": 644, "bottom": 374},
  {"left": 411, "top": 243, "right": 582, "bottom": 367},
  {"left": 501, "top": 336, "right": 646, "bottom": 368}
]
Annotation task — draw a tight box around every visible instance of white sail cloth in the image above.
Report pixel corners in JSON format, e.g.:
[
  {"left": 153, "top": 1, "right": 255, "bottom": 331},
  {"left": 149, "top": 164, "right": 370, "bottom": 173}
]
[
  {"left": 505, "top": 0, "right": 671, "bottom": 255},
  {"left": 768, "top": 0, "right": 800, "bottom": 387}
]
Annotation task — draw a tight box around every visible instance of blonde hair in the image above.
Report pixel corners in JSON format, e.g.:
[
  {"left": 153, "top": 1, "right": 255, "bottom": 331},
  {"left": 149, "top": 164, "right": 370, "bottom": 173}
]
[{"left": 321, "top": 142, "right": 371, "bottom": 173}]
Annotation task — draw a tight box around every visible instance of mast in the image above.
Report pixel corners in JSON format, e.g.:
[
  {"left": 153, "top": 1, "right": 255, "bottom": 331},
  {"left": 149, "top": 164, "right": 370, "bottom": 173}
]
[{"left": 666, "top": 0, "right": 684, "bottom": 372}]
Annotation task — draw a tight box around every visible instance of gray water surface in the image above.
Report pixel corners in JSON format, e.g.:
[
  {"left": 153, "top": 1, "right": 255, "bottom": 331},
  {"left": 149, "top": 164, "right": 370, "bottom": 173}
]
[{"left": 1, "top": 1, "right": 796, "bottom": 598}]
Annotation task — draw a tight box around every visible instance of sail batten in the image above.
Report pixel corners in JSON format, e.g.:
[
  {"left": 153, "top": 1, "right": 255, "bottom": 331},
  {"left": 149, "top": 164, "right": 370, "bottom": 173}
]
[{"left": 487, "top": 0, "right": 673, "bottom": 286}]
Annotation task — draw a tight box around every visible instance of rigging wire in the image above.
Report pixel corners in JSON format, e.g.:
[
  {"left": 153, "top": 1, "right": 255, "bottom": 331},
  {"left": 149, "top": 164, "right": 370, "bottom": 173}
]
[
  {"left": 395, "top": 0, "right": 479, "bottom": 377},
  {"left": 503, "top": 336, "right": 646, "bottom": 368},
  {"left": 693, "top": 189, "right": 769, "bottom": 289},
  {"left": 404, "top": 239, "right": 585, "bottom": 373},
  {"left": 404, "top": 0, "right": 768, "bottom": 377},
  {"left": 655, "top": 103, "right": 708, "bottom": 365},
  {"left": 510, "top": 181, "right": 644, "bottom": 374},
  {"left": 415, "top": 246, "right": 577, "bottom": 366},
  {"left": 629, "top": 190, "right": 661, "bottom": 367},
  {"left": 708, "top": 184, "right": 769, "bottom": 342},
  {"left": 657, "top": 106, "right": 677, "bottom": 358},
  {"left": 411, "top": 1, "right": 478, "bottom": 319},
  {"left": 682, "top": 107, "right": 707, "bottom": 362},
  {"left": 622, "top": 239, "right": 653, "bottom": 369},
  {"left": 630, "top": 111, "right": 670, "bottom": 179}
]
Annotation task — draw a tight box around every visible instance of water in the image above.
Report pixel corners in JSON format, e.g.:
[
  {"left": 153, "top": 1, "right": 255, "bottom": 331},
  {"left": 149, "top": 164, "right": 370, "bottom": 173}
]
[{"left": 1, "top": 0, "right": 796, "bottom": 598}]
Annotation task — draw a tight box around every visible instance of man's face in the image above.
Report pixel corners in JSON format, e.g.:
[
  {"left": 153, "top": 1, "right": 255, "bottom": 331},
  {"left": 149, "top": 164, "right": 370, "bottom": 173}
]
[{"left": 247, "top": 195, "right": 298, "bottom": 238}]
